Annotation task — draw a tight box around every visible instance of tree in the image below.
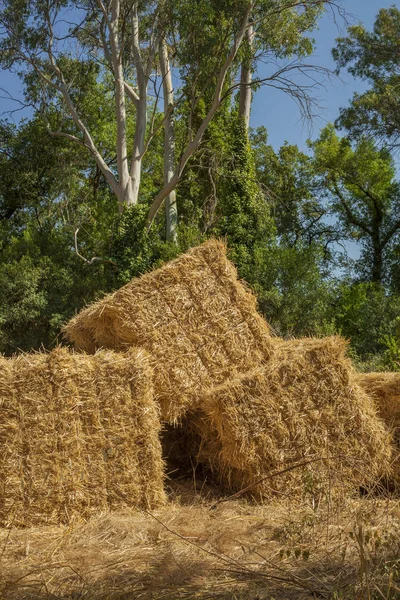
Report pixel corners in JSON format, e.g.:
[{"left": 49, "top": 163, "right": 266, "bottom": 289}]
[
  {"left": 0, "top": 0, "right": 338, "bottom": 239},
  {"left": 328, "top": 281, "right": 400, "bottom": 364},
  {"left": 238, "top": 0, "right": 330, "bottom": 128},
  {"left": 333, "top": 6, "right": 400, "bottom": 148},
  {"left": 312, "top": 125, "right": 400, "bottom": 285},
  {"left": 159, "top": 33, "right": 177, "bottom": 242},
  {"left": 0, "top": 0, "right": 161, "bottom": 209},
  {"left": 0, "top": 117, "right": 118, "bottom": 354},
  {"left": 251, "top": 126, "right": 338, "bottom": 253},
  {"left": 211, "top": 117, "right": 274, "bottom": 279}
]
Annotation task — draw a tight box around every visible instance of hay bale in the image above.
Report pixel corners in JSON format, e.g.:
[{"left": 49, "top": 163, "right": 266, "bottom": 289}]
[
  {"left": 356, "top": 372, "right": 400, "bottom": 485},
  {"left": 0, "top": 347, "right": 165, "bottom": 527},
  {"left": 63, "top": 240, "right": 274, "bottom": 423},
  {"left": 356, "top": 372, "right": 400, "bottom": 438},
  {"left": 188, "top": 337, "right": 393, "bottom": 501}
]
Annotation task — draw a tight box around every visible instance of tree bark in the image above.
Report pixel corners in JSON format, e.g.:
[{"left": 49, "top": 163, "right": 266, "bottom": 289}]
[
  {"left": 129, "top": 2, "right": 148, "bottom": 206},
  {"left": 159, "top": 37, "right": 178, "bottom": 243},
  {"left": 130, "top": 94, "right": 146, "bottom": 206},
  {"left": 147, "top": 2, "right": 253, "bottom": 227},
  {"left": 110, "top": 0, "right": 134, "bottom": 208},
  {"left": 372, "top": 242, "right": 383, "bottom": 283},
  {"left": 238, "top": 23, "right": 253, "bottom": 129}
]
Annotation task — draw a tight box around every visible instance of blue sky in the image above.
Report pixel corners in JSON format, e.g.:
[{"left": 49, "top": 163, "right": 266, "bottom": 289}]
[
  {"left": 251, "top": 0, "right": 400, "bottom": 151},
  {"left": 0, "top": 1, "right": 398, "bottom": 151}
]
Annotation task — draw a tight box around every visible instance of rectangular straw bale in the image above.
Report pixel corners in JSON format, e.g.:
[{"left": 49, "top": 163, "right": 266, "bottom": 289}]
[
  {"left": 0, "top": 347, "right": 165, "bottom": 527},
  {"left": 63, "top": 240, "right": 274, "bottom": 423},
  {"left": 189, "top": 337, "right": 393, "bottom": 501},
  {"left": 356, "top": 372, "right": 400, "bottom": 485}
]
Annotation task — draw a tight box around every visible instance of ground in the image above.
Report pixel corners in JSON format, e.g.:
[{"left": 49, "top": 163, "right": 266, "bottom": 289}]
[{"left": 0, "top": 477, "right": 399, "bottom": 600}]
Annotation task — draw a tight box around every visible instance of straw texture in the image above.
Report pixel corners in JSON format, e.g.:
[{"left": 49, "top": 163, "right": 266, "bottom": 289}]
[
  {"left": 63, "top": 240, "right": 274, "bottom": 423},
  {"left": 0, "top": 347, "right": 165, "bottom": 527},
  {"left": 356, "top": 372, "right": 400, "bottom": 485},
  {"left": 188, "top": 337, "right": 392, "bottom": 501}
]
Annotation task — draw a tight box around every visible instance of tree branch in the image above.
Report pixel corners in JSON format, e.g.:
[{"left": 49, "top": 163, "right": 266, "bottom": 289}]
[
  {"left": 146, "top": 2, "right": 254, "bottom": 227},
  {"left": 331, "top": 178, "right": 373, "bottom": 236},
  {"left": 74, "top": 228, "right": 117, "bottom": 266},
  {"left": 382, "top": 217, "right": 400, "bottom": 247}
]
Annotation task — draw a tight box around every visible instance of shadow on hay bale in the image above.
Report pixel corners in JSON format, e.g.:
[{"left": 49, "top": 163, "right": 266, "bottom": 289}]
[
  {"left": 356, "top": 372, "right": 400, "bottom": 492},
  {"left": 0, "top": 347, "right": 165, "bottom": 527},
  {"left": 63, "top": 239, "right": 274, "bottom": 424},
  {"left": 173, "top": 337, "right": 393, "bottom": 503}
]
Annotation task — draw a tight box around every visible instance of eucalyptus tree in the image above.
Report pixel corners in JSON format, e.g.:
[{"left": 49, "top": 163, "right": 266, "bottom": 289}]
[
  {"left": 0, "top": 0, "right": 340, "bottom": 244},
  {"left": 237, "top": 0, "right": 335, "bottom": 129},
  {"left": 155, "top": 0, "right": 341, "bottom": 239}
]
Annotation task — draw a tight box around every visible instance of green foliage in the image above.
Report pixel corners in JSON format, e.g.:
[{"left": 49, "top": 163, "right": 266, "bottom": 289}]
[
  {"left": 252, "top": 126, "right": 335, "bottom": 250},
  {"left": 211, "top": 118, "right": 274, "bottom": 279},
  {"left": 0, "top": 222, "right": 111, "bottom": 355},
  {"left": 0, "top": 116, "right": 117, "bottom": 355},
  {"left": 253, "top": 0, "right": 325, "bottom": 59},
  {"left": 380, "top": 334, "right": 400, "bottom": 372},
  {"left": 333, "top": 7, "right": 400, "bottom": 147},
  {"left": 328, "top": 282, "right": 400, "bottom": 362},
  {"left": 110, "top": 204, "right": 182, "bottom": 285},
  {"left": 312, "top": 125, "right": 400, "bottom": 284},
  {"left": 250, "top": 243, "right": 334, "bottom": 338}
]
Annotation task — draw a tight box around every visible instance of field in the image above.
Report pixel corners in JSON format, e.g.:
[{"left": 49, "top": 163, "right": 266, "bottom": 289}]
[
  {"left": 1, "top": 477, "right": 399, "bottom": 600},
  {"left": 1, "top": 243, "right": 399, "bottom": 599}
]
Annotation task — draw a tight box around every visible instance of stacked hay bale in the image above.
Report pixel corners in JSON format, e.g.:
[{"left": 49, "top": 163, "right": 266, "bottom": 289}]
[
  {"left": 186, "top": 338, "right": 392, "bottom": 500},
  {"left": 356, "top": 372, "right": 400, "bottom": 487},
  {"left": 63, "top": 240, "right": 394, "bottom": 500},
  {"left": 64, "top": 240, "right": 274, "bottom": 423},
  {"left": 0, "top": 348, "right": 165, "bottom": 527}
]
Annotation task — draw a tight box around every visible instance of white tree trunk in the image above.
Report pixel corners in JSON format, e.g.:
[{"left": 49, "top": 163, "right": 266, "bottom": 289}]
[
  {"left": 128, "top": 3, "right": 148, "bottom": 207},
  {"left": 129, "top": 94, "right": 146, "bottom": 206},
  {"left": 110, "top": 0, "right": 134, "bottom": 208},
  {"left": 238, "top": 23, "right": 253, "bottom": 129},
  {"left": 159, "top": 37, "right": 178, "bottom": 243},
  {"left": 147, "top": 3, "right": 253, "bottom": 227}
]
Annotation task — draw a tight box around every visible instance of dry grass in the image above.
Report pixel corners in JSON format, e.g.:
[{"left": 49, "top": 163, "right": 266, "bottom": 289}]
[
  {"left": 176, "top": 337, "right": 394, "bottom": 502},
  {"left": 0, "top": 481, "right": 399, "bottom": 600},
  {"left": 63, "top": 239, "right": 274, "bottom": 424},
  {"left": 0, "top": 347, "right": 165, "bottom": 527}
]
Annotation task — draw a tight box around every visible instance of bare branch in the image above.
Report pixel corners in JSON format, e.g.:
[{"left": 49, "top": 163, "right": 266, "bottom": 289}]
[{"left": 74, "top": 228, "right": 117, "bottom": 266}]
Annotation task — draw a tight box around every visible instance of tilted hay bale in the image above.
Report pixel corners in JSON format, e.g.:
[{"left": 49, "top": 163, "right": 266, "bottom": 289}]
[
  {"left": 356, "top": 372, "right": 400, "bottom": 485},
  {"left": 187, "top": 337, "right": 392, "bottom": 501},
  {"left": 63, "top": 240, "right": 274, "bottom": 423},
  {"left": 0, "top": 347, "right": 165, "bottom": 527}
]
